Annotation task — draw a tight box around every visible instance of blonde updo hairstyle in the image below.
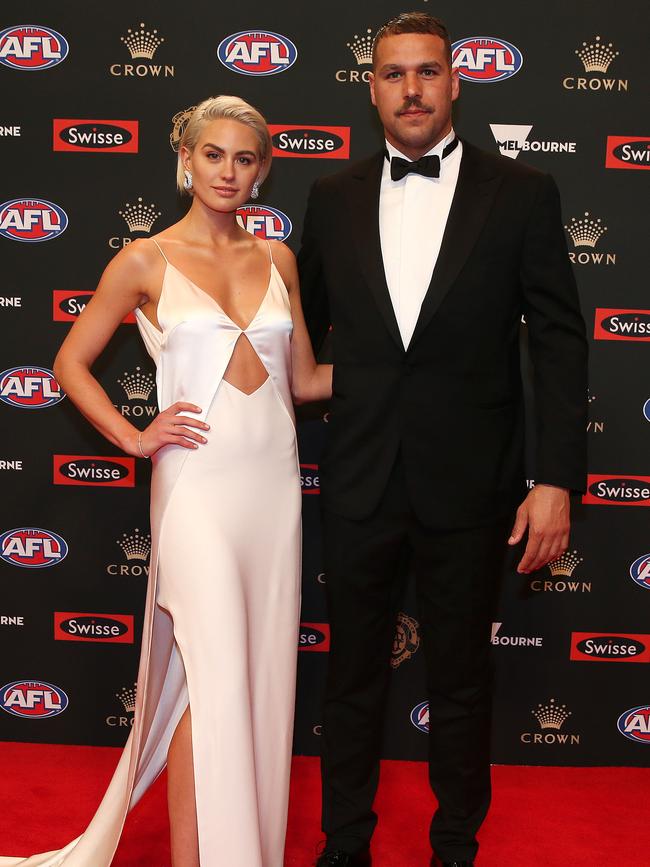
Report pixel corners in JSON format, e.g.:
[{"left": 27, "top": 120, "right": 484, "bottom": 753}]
[{"left": 176, "top": 95, "right": 272, "bottom": 195}]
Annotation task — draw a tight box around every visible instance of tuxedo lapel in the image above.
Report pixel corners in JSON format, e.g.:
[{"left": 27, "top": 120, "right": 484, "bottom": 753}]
[
  {"left": 346, "top": 152, "right": 403, "bottom": 350},
  {"left": 409, "top": 142, "right": 503, "bottom": 349}
]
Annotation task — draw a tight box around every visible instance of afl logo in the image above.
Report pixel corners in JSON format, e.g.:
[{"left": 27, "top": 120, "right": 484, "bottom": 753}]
[
  {"left": 410, "top": 700, "right": 429, "bottom": 733},
  {"left": 617, "top": 705, "right": 650, "bottom": 744},
  {"left": 217, "top": 30, "right": 297, "bottom": 76},
  {"left": 1, "top": 680, "right": 69, "bottom": 718},
  {"left": 630, "top": 554, "right": 650, "bottom": 590},
  {"left": 237, "top": 205, "right": 292, "bottom": 241},
  {"left": 0, "top": 366, "right": 64, "bottom": 408},
  {"left": 451, "top": 37, "right": 523, "bottom": 83},
  {"left": 0, "top": 527, "right": 68, "bottom": 568},
  {"left": 0, "top": 26, "right": 69, "bottom": 71},
  {"left": 0, "top": 198, "right": 68, "bottom": 242},
  {"left": 300, "top": 463, "right": 320, "bottom": 495}
]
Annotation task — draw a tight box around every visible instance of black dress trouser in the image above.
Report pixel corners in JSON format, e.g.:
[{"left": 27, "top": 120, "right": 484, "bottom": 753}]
[{"left": 320, "top": 453, "right": 512, "bottom": 862}]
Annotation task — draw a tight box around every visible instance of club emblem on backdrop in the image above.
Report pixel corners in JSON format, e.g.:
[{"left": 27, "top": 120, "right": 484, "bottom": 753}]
[
  {"left": 170, "top": 106, "right": 196, "bottom": 152},
  {"left": 391, "top": 613, "right": 420, "bottom": 668}
]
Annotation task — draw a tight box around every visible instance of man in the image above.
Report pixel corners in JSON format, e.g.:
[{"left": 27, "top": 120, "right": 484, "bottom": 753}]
[{"left": 298, "top": 12, "right": 587, "bottom": 867}]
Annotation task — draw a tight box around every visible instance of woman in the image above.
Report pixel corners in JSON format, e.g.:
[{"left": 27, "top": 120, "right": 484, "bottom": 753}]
[{"left": 5, "top": 96, "right": 331, "bottom": 867}]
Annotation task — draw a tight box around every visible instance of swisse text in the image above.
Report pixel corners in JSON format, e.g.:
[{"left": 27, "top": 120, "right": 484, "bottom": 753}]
[
  {"left": 62, "top": 126, "right": 130, "bottom": 146},
  {"left": 62, "top": 461, "right": 126, "bottom": 481},
  {"left": 61, "top": 618, "right": 127, "bottom": 637}
]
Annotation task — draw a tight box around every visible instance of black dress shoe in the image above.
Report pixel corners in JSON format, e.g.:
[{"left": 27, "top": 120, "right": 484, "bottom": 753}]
[{"left": 316, "top": 847, "right": 371, "bottom": 866}]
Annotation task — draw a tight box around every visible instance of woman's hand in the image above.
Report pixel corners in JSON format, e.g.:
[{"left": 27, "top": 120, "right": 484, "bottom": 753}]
[{"left": 126, "top": 402, "right": 209, "bottom": 457}]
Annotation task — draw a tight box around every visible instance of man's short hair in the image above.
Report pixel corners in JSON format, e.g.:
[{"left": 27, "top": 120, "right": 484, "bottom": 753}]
[{"left": 372, "top": 11, "right": 452, "bottom": 68}]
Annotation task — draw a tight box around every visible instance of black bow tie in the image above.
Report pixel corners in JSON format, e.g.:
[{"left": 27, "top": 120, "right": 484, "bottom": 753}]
[{"left": 388, "top": 136, "right": 459, "bottom": 182}]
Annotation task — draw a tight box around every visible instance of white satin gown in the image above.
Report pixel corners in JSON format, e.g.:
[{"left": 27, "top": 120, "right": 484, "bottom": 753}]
[{"left": 1, "top": 239, "right": 302, "bottom": 866}]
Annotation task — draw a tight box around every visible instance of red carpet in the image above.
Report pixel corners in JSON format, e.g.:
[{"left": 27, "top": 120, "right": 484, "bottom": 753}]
[{"left": 2, "top": 742, "right": 648, "bottom": 865}]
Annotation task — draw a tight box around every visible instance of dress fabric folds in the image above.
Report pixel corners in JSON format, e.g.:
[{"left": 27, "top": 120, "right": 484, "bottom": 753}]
[{"left": 1, "top": 239, "right": 302, "bottom": 867}]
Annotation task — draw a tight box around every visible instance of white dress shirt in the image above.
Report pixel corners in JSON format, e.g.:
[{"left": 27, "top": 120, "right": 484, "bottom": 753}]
[{"left": 379, "top": 128, "right": 463, "bottom": 349}]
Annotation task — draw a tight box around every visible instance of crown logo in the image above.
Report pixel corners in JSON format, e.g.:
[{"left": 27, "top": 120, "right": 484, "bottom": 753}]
[
  {"left": 117, "top": 366, "right": 156, "bottom": 401},
  {"left": 121, "top": 22, "right": 164, "bottom": 60},
  {"left": 564, "top": 212, "right": 607, "bottom": 248},
  {"left": 575, "top": 36, "right": 619, "bottom": 73},
  {"left": 116, "top": 682, "right": 137, "bottom": 714},
  {"left": 118, "top": 197, "right": 161, "bottom": 233},
  {"left": 117, "top": 528, "right": 151, "bottom": 562},
  {"left": 170, "top": 106, "right": 197, "bottom": 152},
  {"left": 548, "top": 550, "right": 583, "bottom": 577},
  {"left": 532, "top": 698, "right": 571, "bottom": 731},
  {"left": 347, "top": 29, "right": 374, "bottom": 65}
]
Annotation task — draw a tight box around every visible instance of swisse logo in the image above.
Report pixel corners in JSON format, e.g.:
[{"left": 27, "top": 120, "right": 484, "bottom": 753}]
[
  {"left": 1, "top": 680, "right": 68, "bottom": 718},
  {"left": 606, "top": 136, "right": 650, "bottom": 171},
  {"left": 617, "top": 706, "right": 650, "bottom": 744},
  {"left": 0, "top": 26, "right": 68, "bottom": 71},
  {"left": 410, "top": 700, "right": 429, "bottom": 733},
  {"left": 217, "top": 31, "right": 297, "bottom": 76},
  {"left": 53, "top": 455, "right": 135, "bottom": 488},
  {"left": 269, "top": 125, "right": 350, "bottom": 160},
  {"left": 53, "top": 290, "right": 136, "bottom": 323},
  {"left": 54, "top": 612, "right": 134, "bottom": 644},
  {"left": 300, "top": 463, "right": 320, "bottom": 494},
  {"left": 570, "top": 632, "right": 650, "bottom": 662},
  {"left": 630, "top": 554, "right": 650, "bottom": 590},
  {"left": 0, "top": 366, "right": 64, "bottom": 408},
  {"left": 452, "top": 37, "right": 523, "bottom": 83},
  {"left": 53, "top": 119, "right": 139, "bottom": 153},
  {"left": 583, "top": 475, "right": 650, "bottom": 507},
  {"left": 236, "top": 206, "right": 292, "bottom": 241},
  {"left": 0, "top": 527, "right": 68, "bottom": 568},
  {"left": 0, "top": 198, "right": 67, "bottom": 242},
  {"left": 298, "top": 622, "right": 330, "bottom": 652},
  {"left": 594, "top": 309, "right": 650, "bottom": 341}
]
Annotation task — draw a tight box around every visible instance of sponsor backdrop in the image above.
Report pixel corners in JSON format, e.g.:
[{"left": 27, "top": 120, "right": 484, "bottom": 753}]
[{"left": 1, "top": 1, "right": 647, "bottom": 765}]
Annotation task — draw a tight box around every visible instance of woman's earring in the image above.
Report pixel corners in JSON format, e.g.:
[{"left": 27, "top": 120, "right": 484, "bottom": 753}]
[
  {"left": 183, "top": 169, "right": 193, "bottom": 191},
  {"left": 251, "top": 180, "right": 260, "bottom": 200}
]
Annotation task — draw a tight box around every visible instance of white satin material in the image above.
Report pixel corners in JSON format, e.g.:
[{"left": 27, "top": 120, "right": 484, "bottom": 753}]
[{"left": 2, "top": 241, "right": 301, "bottom": 866}]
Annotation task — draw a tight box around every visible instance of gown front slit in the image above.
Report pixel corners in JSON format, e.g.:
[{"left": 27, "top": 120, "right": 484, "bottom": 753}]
[{"left": 1, "top": 239, "right": 302, "bottom": 867}]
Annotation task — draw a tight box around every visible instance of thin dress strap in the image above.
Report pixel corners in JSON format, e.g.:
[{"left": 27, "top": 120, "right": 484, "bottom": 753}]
[
  {"left": 150, "top": 237, "right": 169, "bottom": 263},
  {"left": 265, "top": 239, "right": 273, "bottom": 264}
]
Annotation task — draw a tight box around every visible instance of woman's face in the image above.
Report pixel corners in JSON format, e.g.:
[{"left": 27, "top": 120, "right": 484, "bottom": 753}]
[{"left": 183, "top": 118, "right": 263, "bottom": 212}]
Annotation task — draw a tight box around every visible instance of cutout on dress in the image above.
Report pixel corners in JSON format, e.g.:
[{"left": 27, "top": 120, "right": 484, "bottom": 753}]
[{"left": 222, "top": 333, "right": 270, "bottom": 395}]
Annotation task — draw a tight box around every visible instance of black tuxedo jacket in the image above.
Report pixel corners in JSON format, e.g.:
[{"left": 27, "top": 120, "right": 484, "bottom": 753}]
[{"left": 298, "top": 140, "right": 588, "bottom": 528}]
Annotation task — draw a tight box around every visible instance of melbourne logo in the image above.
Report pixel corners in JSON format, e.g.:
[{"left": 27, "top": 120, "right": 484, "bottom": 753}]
[
  {"left": 236, "top": 206, "right": 292, "bottom": 241},
  {"left": 54, "top": 612, "right": 134, "bottom": 644},
  {"left": 491, "top": 622, "right": 543, "bottom": 648},
  {"left": 0, "top": 527, "right": 68, "bottom": 568},
  {"left": 110, "top": 22, "right": 174, "bottom": 77},
  {"left": 617, "top": 706, "right": 650, "bottom": 744},
  {"left": 53, "top": 290, "right": 136, "bottom": 324},
  {"left": 630, "top": 554, "right": 650, "bottom": 590},
  {"left": 410, "top": 700, "right": 429, "bottom": 733},
  {"left": 217, "top": 31, "right": 297, "bottom": 76},
  {"left": 392, "top": 613, "right": 420, "bottom": 668},
  {"left": 521, "top": 698, "right": 580, "bottom": 745},
  {"left": 109, "top": 197, "right": 162, "bottom": 249},
  {"left": 565, "top": 212, "right": 616, "bottom": 266},
  {"left": 169, "top": 105, "right": 196, "bottom": 152},
  {"left": 489, "top": 125, "right": 576, "bottom": 160},
  {"left": 300, "top": 463, "right": 320, "bottom": 494},
  {"left": 53, "top": 455, "right": 135, "bottom": 488},
  {"left": 0, "top": 366, "right": 64, "bottom": 408},
  {"left": 594, "top": 309, "right": 650, "bottom": 341},
  {"left": 335, "top": 28, "right": 374, "bottom": 83},
  {"left": 268, "top": 125, "right": 350, "bottom": 160},
  {"left": 107, "top": 528, "right": 151, "bottom": 577},
  {"left": 106, "top": 682, "right": 137, "bottom": 728},
  {"left": 452, "top": 37, "right": 523, "bottom": 83},
  {"left": 298, "top": 622, "right": 330, "bottom": 651},
  {"left": 563, "top": 36, "right": 628, "bottom": 92},
  {"left": 605, "top": 136, "right": 650, "bottom": 171},
  {"left": 0, "top": 198, "right": 68, "bottom": 242},
  {"left": 0, "top": 26, "right": 68, "bottom": 71},
  {"left": 53, "top": 119, "right": 139, "bottom": 153},
  {"left": 570, "top": 632, "right": 650, "bottom": 662},
  {"left": 583, "top": 475, "right": 650, "bottom": 507},
  {"left": 530, "top": 549, "right": 592, "bottom": 594},
  {"left": 1, "top": 680, "right": 68, "bottom": 718}
]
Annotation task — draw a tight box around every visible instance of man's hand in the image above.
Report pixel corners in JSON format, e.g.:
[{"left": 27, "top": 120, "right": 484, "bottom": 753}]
[{"left": 508, "top": 484, "right": 570, "bottom": 574}]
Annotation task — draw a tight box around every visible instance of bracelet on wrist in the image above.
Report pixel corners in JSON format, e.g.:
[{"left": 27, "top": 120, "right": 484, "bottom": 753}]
[{"left": 137, "top": 431, "right": 150, "bottom": 459}]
